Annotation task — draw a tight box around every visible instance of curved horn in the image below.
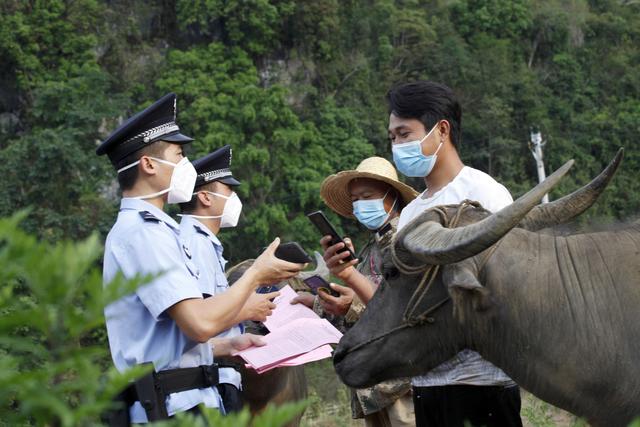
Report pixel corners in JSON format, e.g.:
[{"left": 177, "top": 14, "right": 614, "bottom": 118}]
[
  {"left": 518, "top": 148, "right": 623, "bottom": 231},
  {"left": 397, "top": 159, "right": 574, "bottom": 265}
]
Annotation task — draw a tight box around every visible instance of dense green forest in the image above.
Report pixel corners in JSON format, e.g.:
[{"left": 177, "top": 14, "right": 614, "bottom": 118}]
[{"left": 1, "top": 0, "right": 639, "bottom": 260}]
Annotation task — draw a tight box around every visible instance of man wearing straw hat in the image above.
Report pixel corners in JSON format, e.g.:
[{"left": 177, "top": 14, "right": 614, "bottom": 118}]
[{"left": 295, "top": 156, "right": 418, "bottom": 427}]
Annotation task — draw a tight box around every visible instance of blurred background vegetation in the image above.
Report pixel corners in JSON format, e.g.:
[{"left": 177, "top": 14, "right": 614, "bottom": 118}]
[
  {"left": 1, "top": 0, "right": 639, "bottom": 425},
  {"left": 1, "top": 0, "right": 638, "bottom": 258}
]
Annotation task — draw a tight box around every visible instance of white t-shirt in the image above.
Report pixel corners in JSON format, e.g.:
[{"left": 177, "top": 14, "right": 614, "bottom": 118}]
[
  {"left": 397, "top": 166, "right": 516, "bottom": 387},
  {"left": 398, "top": 166, "right": 513, "bottom": 230}
]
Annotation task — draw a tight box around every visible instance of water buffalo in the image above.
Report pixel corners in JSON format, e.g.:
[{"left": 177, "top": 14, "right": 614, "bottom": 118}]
[{"left": 333, "top": 149, "right": 640, "bottom": 427}]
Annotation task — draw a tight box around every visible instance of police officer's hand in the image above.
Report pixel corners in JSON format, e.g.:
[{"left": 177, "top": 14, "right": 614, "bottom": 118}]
[
  {"left": 321, "top": 235, "right": 359, "bottom": 282},
  {"left": 250, "top": 237, "right": 307, "bottom": 285},
  {"left": 210, "top": 334, "right": 266, "bottom": 356},
  {"left": 317, "top": 283, "right": 354, "bottom": 316},
  {"left": 290, "top": 291, "right": 315, "bottom": 308},
  {"left": 242, "top": 291, "right": 279, "bottom": 322},
  {"left": 230, "top": 333, "right": 266, "bottom": 351}
]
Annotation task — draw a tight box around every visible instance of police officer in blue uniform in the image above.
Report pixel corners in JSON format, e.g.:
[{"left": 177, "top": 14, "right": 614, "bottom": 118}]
[
  {"left": 178, "top": 145, "right": 281, "bottom": 413},
  {"left": 96, "top": 93, "right": 305, "bottom": 424}
]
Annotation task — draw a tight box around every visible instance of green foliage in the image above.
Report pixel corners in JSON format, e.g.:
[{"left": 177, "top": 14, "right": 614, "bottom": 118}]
[
  {"left": 155, "top": 42, "right": 373, "bottom": 258},
  {"left": 176, "top": 0, "right": 295, "bottom": 55},
  {"left": 0, "top": 0, "right": 125, "bottom": 241},
  {"left": 0, "top": 0, "right": 101, "bottom": 94},
  {"left": 452, "top": 0, "right": 533, "bottom": 40},
  {"left": 0, "top": 211, "right": 146, "bottom": 425},
  {"left": 162, "top": 401, "right": 307, "bottom": 427},
  {"left": 3, "top": 0, "right": 639, "bottom": 252}
]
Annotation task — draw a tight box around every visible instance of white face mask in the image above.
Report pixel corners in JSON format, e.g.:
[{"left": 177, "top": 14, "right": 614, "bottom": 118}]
[
  {"left": 182, "top": 191, "right": 243, "bottom": 228},
  {"left": 117, "top": 156, "right": 197, "bottom": 204}
]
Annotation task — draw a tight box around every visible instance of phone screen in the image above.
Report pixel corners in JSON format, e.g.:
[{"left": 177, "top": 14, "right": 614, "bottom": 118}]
[
  {"left": 306, "top": 211, "right": 356, "bottom": 261},
  {"left": 303, "top": 275, "right": 339, "bottom": 297}
]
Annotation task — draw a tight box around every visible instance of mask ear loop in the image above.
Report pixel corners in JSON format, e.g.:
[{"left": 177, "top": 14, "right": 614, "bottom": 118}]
[
  {"left": 384, "top": 190, "right": 398, "bottom": 215},
  {"left": 178, "top": 191, "right": 231, "bottom": 219},
  {"left": 117, "top": 156, "right": 178, "bottom": 174},
  {"left": 418, "top": 121, "right": 440, "bottom": 144},
  {"left": 117, "top": 157, "right": 180, "bottom": 200}
]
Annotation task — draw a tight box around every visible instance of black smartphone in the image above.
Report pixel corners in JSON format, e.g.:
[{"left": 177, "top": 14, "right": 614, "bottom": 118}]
[
  {"left": 303, "top": 275, "right": 339, "bottom": 297},
  {"left": 274, "top": 242, "right": 313, "bottom": 264},
  {"left": 306, "top": 210, "right": 356, "bottom": 261},
  {"left": 256, "top": 285, "right": 279, "bottom": 294}
]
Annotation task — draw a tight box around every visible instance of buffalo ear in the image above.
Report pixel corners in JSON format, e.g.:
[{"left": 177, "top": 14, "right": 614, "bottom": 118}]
[{"left": 443, "top": 263, "right": 493, "bottom": 312}]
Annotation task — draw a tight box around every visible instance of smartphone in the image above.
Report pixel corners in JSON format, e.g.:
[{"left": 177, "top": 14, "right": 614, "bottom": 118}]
[
  {"left": 274, "top": 242, "right": 313, "bottom": 264},
  {"left": 306, "top": 210, "right": 356, "bottom": 261},
  {"left": 256, "top": 285, "right": 279, "bottom": 294},
  {"left": 303, "top": 275, "right": 339, "bottom": 297}
]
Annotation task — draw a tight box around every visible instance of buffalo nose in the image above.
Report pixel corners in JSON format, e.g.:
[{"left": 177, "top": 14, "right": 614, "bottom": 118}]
[{"left": 332, "top": 345, "right": 347, "bottom": 366}]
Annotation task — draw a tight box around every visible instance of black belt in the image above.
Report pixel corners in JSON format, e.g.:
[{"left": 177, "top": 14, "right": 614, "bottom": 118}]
[
  {"left": 156, "top": 364, "right": 221, "bottom": 394},
  {"left": 120, "top": 363, "right": 225, "bottom": 421},
  {"left": 105, "top": 362, "right": 243, "bottom": 426}
]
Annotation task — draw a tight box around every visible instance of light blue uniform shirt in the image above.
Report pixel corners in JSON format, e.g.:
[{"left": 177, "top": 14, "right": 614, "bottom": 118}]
[
  {"left": 179, "top": 216, "right": 244, "bottom": 390},
  {"left": 103, "top": 198, "right": 222, "bottom": 423}
]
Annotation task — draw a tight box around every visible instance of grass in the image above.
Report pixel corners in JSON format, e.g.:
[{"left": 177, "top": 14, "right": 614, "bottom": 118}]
[
  {"left": 300, "top": 359, "right": 360, "bottom": 427},
  {"left": 300, "top": 360, "right": 588, "bottom": 427}
]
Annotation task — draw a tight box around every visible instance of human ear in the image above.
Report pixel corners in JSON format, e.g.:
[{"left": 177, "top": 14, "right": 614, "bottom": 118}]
[
  {"left": 138, "top": 156, "right": 156, "bottom": 176},
  {"left": 197, "top": 191, "right": 212, "bottom": 207},
  {"left": 438, "top": 120, "right": 451, "bottom": 142}
]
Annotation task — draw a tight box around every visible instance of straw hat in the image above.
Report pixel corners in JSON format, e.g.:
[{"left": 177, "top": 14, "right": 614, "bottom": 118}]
[{"left": 320, "top": 157, "right": 419, "bottom": 218}]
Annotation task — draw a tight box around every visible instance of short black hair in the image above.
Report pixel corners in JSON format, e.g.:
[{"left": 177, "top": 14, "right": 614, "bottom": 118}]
[
  {"left": 115, "top": 141, "right": 171, "bottom": 191},
  {"left": 387, "top": 81, "right": 462, "bottom": 149},
  {"left": 178, "top": 181, "right": 218, "bottom": 213}
]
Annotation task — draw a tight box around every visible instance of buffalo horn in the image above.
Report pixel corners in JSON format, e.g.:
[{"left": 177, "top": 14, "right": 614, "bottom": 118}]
[
  {"left": 518, "top": 148, "right": 623, "bottom": 231},
  {"left": 398, "top": 159, "right": 574, "bottom": 265}
]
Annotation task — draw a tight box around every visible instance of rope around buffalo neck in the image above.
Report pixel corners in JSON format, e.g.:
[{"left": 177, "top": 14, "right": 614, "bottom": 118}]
[{"left": 343, "top": 202, "right": 477, "bottom": 355}]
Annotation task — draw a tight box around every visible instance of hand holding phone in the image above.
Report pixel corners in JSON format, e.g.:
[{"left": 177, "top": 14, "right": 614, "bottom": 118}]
[
  {"left": 273, "top": 242, "right": 313, "bottom": 264},
  {"left": 251, "top": 238, "right": 306, "bottom": 285},
  {"left": 306, "top": 211, "right": 356, "bottom": 261},
  {"left": 302, "top": 275, "right": 339, "bottom": 297}
]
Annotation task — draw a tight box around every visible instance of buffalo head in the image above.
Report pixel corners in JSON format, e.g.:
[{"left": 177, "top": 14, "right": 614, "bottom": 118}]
[{"left": 333, "top": 149, "right": 623, "bottom": 388}]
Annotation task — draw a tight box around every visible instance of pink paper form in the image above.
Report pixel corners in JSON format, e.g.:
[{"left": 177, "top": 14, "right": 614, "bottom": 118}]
[
  {"left": 263, "top": 285, "right": 319, "bottom": 331},
  {"left": 236, "top": 317, "right": 342, "bottom": 370},
  {"left": 247, "top": 344, "right": 334, "bottom": 374}
]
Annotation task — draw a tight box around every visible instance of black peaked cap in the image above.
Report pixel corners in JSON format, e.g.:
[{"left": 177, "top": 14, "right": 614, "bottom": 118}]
[
  {"left": 96, "top": 93, "right": 193, "bottom": 166},
  {"left": 193, "top": 145, "right": 241, "bottom": 188}
]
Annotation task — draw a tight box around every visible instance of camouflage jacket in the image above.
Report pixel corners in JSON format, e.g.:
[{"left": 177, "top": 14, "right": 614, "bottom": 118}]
[{"left": 313, "top": 217, "right": 412, "bottom": 418}]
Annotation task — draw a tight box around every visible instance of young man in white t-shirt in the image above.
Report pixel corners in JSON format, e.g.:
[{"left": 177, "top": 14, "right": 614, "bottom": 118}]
[{"left": 387, "top": 81, "right": 522, "bottom": 427}]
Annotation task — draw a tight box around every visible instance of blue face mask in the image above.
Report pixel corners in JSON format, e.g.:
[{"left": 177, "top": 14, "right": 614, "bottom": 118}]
[
  {"left": 392, "top": 123, "right": 442, "bottom": 177},
  {"left": 352, "top": 191, "right": 396, "bottom": 230}
]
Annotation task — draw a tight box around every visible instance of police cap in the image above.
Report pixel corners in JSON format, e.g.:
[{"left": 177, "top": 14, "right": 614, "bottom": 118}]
[
  {"left": 193, "top": 145, "right": 241, "bottom": 188},
  {"left": 96, "top": 93, "right": 193, "bottom": 166}
]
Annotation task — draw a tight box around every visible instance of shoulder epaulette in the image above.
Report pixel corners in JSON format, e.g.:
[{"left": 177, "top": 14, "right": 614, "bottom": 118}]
[
  {"left": 139, "top": 211, "right": 161, "bottom": 223},
  {"left": 194, "top": 225, "right": 209, "bottom": 237}
]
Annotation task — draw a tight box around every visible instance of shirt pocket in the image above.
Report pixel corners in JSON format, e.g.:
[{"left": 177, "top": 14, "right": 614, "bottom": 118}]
[
  {"left": 184, "top": 259, "right": 200, "bottom": 279},
  {"left": 213, "top": 270, "right": 230, "bottom": 295},
  {"left": 180, "top": 243, "right": 200, "bottom": 279}
]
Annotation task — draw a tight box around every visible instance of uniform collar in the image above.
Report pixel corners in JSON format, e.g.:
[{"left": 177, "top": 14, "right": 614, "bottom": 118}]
[
  {"left": 179, "top": 215, "right": 223, "bottom": 247},
  {"left": 120, "top": 198, "right": 179, "bottom": 229}
]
